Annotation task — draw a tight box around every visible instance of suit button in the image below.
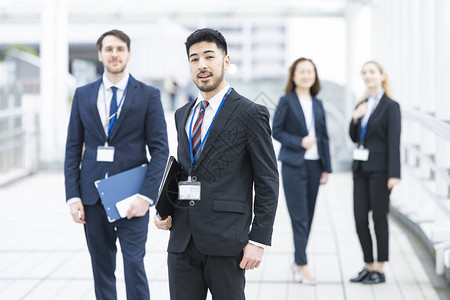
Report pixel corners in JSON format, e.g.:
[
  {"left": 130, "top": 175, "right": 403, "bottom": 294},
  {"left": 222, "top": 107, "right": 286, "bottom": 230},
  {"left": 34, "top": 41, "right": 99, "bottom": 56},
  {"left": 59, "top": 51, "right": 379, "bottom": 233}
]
[
  {"left": 191, "top": 176, "right": 197, "bottom": 181},
  {"left": 189, "top": 200, "right": 195, "bottom": 206}
]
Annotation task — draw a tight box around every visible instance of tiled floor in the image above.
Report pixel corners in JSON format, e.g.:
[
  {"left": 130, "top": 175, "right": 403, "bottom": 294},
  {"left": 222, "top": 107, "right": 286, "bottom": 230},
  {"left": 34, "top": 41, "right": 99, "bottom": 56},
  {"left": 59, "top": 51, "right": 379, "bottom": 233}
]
[
  {"left": 0, "top": 112, "right": 448, "bottom": 299},
  {"left": 0, "top": 170, "right": 447, "bottom": 300}
]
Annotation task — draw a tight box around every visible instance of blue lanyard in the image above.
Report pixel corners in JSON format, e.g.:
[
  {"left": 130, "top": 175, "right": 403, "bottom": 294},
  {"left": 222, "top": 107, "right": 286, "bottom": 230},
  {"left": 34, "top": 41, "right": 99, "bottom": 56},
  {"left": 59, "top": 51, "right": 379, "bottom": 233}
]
[
  {"left": 359, "top": 99, "right": 378, "bottom": 143},
  {"left": 188, "top": 87, "right": 232, "bottom": 168},
  {"left": 102, "top": 76, "right": 131, "bottom": 138},
  {"left": 360, "top": 125, "right": 368, "bottom": 145}
]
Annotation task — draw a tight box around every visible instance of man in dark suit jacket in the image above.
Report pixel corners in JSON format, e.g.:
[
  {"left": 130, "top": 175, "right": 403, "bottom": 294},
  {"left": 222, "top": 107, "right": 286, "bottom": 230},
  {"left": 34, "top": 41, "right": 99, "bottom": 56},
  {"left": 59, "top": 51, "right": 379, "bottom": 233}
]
[
  {"left": 155, "top": 28, "right": 279, "bottom": 300},
  {"left": 64, "top": 29, "right": 169, "bottom": 300}
]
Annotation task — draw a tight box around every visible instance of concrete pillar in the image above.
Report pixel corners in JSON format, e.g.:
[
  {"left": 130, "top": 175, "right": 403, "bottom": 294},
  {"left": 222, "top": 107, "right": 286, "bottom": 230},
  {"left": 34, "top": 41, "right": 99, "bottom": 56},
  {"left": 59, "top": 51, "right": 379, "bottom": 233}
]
[
  {"left": 406, "top": 0, "right": 421, "bottom": 109},
  {"left": 40, "top": 0, "right": 69, "bottom": 167},
  {"left": 435, "top": 0, "right": 450, "bottom": 122},
  {"left": 419, "top": 0, "right": 436, "bottom": 114},
  {"left": 432, "top": 0, "right": 450, "bottom": 197},
  {"left": 397, "top": 0, "right": 409, "bottom": 105},
  {"left": 345, "top": 2, "right": 371, "bottom": 108}
]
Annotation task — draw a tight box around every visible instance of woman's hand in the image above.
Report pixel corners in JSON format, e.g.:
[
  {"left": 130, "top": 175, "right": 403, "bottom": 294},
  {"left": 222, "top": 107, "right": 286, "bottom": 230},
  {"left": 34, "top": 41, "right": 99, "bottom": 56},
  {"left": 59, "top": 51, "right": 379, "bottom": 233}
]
[
  {"left": 301, "top": 135, "right": 317, "bottom": 150},
  {"left": 387, "top": 177, "right": 400, "bottom": 190},
  {"left": 352, "top": 102, "right": 368, "bottom": 124},
  {"left": 320, "top": 172, "right": 329, "bottom": 185}
]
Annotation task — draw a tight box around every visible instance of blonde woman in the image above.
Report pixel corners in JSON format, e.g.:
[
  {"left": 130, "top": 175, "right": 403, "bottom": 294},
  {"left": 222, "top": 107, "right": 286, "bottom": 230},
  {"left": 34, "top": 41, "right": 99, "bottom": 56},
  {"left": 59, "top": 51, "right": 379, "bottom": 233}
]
[{"left": 349, "top": 61, "right": 401, "bottom": 284}]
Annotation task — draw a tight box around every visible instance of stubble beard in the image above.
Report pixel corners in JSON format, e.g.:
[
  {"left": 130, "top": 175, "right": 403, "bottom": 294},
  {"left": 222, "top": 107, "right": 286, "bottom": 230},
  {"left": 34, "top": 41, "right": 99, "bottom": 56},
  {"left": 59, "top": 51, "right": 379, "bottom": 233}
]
[
  {"left": 196, "top": 67, "right": 225, "bottom": 93},
  {"left": 106, "top": 65, "right": 126, "bottom": 75}
]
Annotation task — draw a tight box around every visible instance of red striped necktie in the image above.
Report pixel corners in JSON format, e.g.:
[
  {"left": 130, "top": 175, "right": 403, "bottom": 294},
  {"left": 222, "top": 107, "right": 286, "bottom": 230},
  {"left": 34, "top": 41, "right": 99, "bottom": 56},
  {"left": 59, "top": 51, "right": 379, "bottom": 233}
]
[{"left": 192, "top": 100, "right": 209, "bottom": 157}]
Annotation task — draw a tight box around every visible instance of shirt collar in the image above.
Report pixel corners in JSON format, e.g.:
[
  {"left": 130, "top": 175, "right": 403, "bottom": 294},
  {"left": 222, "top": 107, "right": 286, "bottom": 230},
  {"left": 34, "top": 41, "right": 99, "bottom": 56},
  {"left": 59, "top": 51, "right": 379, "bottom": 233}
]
[
  {"left": 195, "top": 83, "right": 231, "bottom": 113},
  {"left": 368, "top": 88, "right": 384, "bottom": 104},
  {"left": 102, "top": 72, "right": 130, "bottom": 91}
]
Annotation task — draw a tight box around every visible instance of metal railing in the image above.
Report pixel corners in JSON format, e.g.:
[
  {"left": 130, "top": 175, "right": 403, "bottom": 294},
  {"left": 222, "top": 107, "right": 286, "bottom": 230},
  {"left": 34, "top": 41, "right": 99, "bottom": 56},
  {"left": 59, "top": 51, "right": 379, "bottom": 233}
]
[
  {"left": 392, "top": 107, "right": 450, "bottom": 277},
  {"left": 0, "top": 59, "right": 39, "bottom": 185}
]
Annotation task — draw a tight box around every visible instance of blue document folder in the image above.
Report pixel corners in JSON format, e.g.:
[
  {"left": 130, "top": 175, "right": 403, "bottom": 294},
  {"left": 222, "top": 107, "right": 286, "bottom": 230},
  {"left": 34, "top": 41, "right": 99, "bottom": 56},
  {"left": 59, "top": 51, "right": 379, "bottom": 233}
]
[{"left": 95, "top": 164, "right": 148, "bottom": 222}]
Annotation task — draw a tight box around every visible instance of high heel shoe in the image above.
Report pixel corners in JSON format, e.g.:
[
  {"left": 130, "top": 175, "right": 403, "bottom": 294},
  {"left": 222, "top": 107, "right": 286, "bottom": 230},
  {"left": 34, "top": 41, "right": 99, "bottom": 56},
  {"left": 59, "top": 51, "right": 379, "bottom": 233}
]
[
  {"left": 292, "top": 264, "right": 316, "bottom": 285},
  {"left": 292, "top": 264, "right": 302, "bottom": 282}
]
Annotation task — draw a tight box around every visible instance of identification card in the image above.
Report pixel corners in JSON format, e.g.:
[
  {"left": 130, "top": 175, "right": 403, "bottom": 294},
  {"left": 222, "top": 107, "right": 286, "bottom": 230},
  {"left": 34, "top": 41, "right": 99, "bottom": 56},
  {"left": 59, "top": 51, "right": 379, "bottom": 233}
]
[
  {"left": 97, "top": 144, "right": 115, "bottom": 162},
  {"left": 178, "top": 180, "right": 201, "bottom": 201},
  {"left": 353, "top": 147, "right": 369, "bottom": 161}
]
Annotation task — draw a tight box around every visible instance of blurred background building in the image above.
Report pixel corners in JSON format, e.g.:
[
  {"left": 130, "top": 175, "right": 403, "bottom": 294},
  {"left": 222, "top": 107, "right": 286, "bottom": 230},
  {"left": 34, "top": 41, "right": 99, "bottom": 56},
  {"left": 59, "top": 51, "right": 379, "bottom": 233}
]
[{"left": 0, "top": 0, "right": 449, "bottom": 287}]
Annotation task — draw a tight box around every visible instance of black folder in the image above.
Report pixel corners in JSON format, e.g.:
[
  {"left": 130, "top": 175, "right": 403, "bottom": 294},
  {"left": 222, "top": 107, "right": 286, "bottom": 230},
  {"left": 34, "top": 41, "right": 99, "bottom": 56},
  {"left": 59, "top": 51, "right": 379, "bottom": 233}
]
[{"left": 156, "top": 156, "right": 181, "bottom": 219}]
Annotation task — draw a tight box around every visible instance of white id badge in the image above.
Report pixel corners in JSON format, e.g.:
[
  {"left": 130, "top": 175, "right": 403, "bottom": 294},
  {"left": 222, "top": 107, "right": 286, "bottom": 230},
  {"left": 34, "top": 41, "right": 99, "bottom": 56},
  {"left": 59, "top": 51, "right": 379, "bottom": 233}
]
[
  {"left": 178, "top": 181, "right": 201, "bottom": 201},
  {"left": 353, "top": 147, "right": 369, "bottom": 161},
  {"left": 97, "top": 144, "right": 115, "bottom": 162}
]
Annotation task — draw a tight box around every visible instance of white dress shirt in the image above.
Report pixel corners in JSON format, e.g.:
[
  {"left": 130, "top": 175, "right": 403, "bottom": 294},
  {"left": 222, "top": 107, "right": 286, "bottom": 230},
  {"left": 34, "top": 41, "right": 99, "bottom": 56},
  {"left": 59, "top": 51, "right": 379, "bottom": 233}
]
[
  {"left": 97, "top": 73, "right": 130, "bottom": 135},
  {"left": 299, "top": 97, "right": 320, "bottom": 160},
  {"left": 184, "top": 83, "right": 231, "bottom": 143},
  {"left": 361, "top": 89, "right": 384, "bottom": 127}
]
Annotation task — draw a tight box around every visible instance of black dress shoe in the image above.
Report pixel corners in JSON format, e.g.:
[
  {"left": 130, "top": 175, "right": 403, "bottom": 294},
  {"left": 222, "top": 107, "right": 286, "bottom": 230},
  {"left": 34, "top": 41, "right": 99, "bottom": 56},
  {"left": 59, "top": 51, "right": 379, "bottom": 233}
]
[
  {"left": 362, "top": 271, "right": 386, "bottom": 284},
  {"left": 350, "top": 267, "right": 370, "bottom": 282}
]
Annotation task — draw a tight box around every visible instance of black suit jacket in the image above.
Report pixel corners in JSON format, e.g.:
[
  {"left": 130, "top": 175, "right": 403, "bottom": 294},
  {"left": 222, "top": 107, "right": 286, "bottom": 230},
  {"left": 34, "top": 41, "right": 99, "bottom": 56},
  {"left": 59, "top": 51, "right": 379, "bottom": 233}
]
[
  {"left": 272, "top": 92, "right": 332, "bottom": 173},
  {"left": 64, "top": 75, "right": 169, "bottom": 204},
  {"left": 169, "top": 88, "right": 279, "bottom": 257},
  {"left": 349, "top": 93, "right": 401, "bottom": 178}
]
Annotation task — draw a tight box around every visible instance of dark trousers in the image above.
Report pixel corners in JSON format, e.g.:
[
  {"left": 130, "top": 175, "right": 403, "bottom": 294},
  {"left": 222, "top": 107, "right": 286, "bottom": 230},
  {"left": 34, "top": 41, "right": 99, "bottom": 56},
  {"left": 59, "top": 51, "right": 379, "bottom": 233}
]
[
  {"left": 84, "top": 201, "right": 150, "bottom": 300},
  {"left": 282, "top": 160, "right": 322, "bottom": 266},
  {"left": 167, "top": 238, "right": 245, "bottom": 300},
  {"left": 353, "top": 169, "right": 390, "bottom": 263}
]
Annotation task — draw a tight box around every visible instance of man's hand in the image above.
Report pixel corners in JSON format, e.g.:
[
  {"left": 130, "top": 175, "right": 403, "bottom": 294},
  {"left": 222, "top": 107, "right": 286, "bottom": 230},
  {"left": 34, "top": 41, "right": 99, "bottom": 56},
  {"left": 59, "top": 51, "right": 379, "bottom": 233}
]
[
  {"left": 70, "top": 202, "right": 86, "bottom": 224},
  {"left": 154, "top": 215, "right": 172, "bottom": 230},
  {"left": 301, "top": 135, "right": 317, "bottom": 150},
  {"left": 126, "top": 196, "right": 150, "bottom": 219},
  {"left": 239, "top": 243, "right": 264, "bottom": 270}
]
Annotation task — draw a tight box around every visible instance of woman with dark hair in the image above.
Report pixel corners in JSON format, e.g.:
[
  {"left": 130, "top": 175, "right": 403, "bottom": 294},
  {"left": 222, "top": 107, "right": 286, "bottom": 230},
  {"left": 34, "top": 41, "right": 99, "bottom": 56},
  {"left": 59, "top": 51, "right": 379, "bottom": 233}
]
[
  {"left": 273, "top": 57, "right": 332, "bottom": 284},
  {"left": 349, "top": 61, "right": 401, "bottom": 284}
]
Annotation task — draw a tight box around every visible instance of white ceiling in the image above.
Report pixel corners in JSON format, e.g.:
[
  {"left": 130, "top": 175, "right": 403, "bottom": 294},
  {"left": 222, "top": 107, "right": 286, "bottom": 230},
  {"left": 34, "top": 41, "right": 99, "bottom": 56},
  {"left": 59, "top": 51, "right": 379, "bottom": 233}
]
[{"left": 0, "top": 0, "right": 366, "bottom": 21}]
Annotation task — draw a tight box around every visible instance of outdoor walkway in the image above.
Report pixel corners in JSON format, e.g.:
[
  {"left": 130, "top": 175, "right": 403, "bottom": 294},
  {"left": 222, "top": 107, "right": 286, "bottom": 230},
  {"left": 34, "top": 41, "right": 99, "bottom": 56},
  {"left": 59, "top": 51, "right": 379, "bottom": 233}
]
[{"left": 0, "top": 113, "right": 449, "bottom": 299}]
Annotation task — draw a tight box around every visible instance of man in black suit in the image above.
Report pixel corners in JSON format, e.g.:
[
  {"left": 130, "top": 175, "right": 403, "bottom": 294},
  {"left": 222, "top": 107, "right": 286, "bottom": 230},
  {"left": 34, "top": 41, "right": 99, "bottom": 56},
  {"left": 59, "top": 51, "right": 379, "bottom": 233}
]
[
  {"left": 65, "top": 29, "right": 169, "bottom": 299},
  {"left": 155, "top": 28, "right": 279, "bottom": 300}
]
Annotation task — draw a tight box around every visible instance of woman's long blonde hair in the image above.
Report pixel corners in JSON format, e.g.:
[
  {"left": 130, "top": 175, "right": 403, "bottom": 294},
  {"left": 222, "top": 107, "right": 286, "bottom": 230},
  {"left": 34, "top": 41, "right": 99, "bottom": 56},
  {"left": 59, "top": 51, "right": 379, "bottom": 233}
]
[{"left": 361, "top": 61, "right": 393, "bottom": 102}]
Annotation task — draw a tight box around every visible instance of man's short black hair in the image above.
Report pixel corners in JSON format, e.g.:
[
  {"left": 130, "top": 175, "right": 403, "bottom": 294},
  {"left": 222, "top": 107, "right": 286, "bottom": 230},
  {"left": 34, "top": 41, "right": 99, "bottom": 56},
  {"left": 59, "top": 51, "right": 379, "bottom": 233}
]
[
  {"left": 96, "top": 29, "right": 131, "bottom": 51},
  {"left": 185, "top": 28, "right": 227, "bottom": 56}
]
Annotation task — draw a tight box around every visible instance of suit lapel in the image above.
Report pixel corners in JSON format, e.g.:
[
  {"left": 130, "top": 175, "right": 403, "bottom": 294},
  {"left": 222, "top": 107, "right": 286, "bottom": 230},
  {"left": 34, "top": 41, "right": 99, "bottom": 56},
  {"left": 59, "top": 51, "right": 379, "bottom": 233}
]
[
  {"left": 89, "top": 79, "right": 106, "bottom": 140},
  {"left": 312, "top": 97, "right": 320, "bottom": 134},
  {"left": 365, "top": 93, "right": 386, "bottom": 133},
  {"left": 194, "top": 89, "right": 240, "bottom": 169},
  {"left": 179, "top": 100, "right": 197, "bottom": 161},
  {"left": 108, "top": 76, "right": 137, "bottom": 141},
  {"left": 290, "top": 92, "right": 308, "bottom": 136}
]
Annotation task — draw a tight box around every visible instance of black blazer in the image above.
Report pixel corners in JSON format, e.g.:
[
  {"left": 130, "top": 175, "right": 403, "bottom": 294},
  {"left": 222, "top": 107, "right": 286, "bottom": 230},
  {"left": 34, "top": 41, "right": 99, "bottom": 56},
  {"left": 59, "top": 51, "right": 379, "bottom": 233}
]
[
  {"left": 64, "top": 75, "right": 169, "bottom": 204},
  {"left": 349, "top": 93, "right": 401, "bottom": 178},
  {"left": 169, "top": 88, "right": 279, "bottom": 257},
  {"left": 272, "top": 91, "right": 332, "bottom": 173}
]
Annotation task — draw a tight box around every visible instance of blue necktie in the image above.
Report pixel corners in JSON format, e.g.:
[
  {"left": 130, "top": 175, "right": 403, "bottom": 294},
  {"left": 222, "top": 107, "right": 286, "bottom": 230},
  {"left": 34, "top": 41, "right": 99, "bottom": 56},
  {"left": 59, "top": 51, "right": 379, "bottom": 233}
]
[{"left": 109, "top": 86, "right": 118, "bottom": 137}]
